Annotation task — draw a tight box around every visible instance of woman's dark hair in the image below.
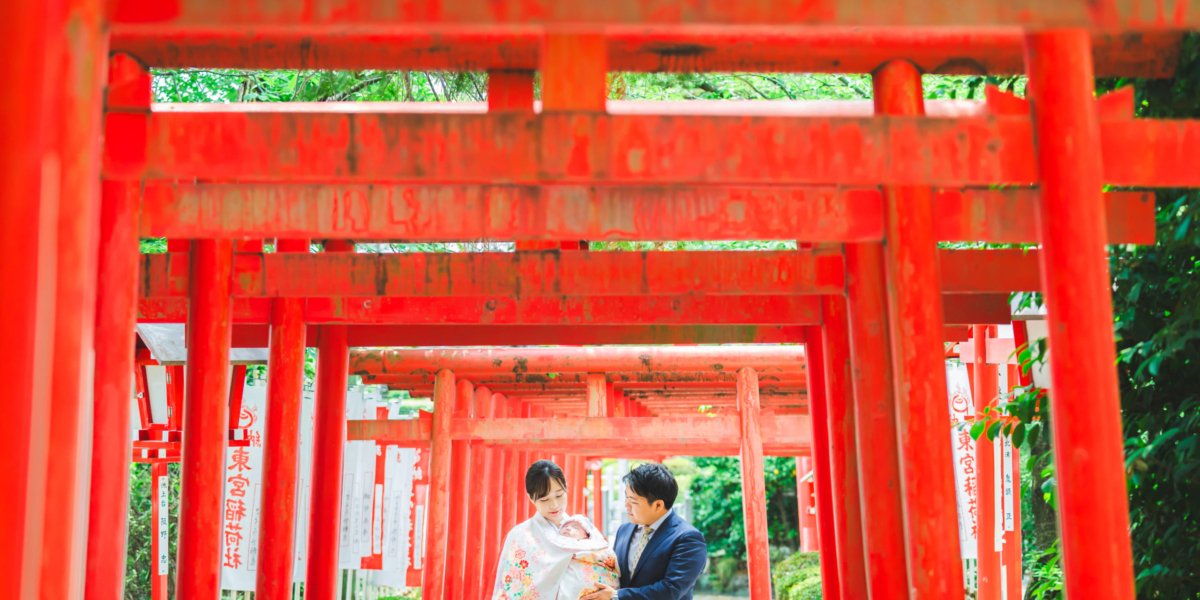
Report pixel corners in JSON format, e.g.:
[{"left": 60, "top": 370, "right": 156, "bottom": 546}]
[
  {"left": 525, "top": 460, "right": 568, "bottom": 500},
  {"left": 622, "top": 462, "right": 679, "bottom": 509}
]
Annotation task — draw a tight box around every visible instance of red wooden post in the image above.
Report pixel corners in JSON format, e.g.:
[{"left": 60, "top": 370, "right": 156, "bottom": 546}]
[
  {"left": 592, "top": 467, "right": 604, "bottom": 535},
  {"left": 502, "top": 396, "right": 522, "bottom": 536},
  {"left": 587, "top": 374, "right": 609, "bottom": 417},
  {"left": 255, "top": 238, "right": 309, "bottom": 600},
  {"left": 151, "top": 462, "right": 169, "bottom": 600},
  {"left": 305, "top": 241, "right": 353, "bottom": 600},
  {"left": 1004, "top": 364, "right": 1023, "bottom": 600},
  {"left": 802, "top": 327, "right": 841, "bottom": 600},
  {"left": 796, "top": 457, "right": 818, "bottom": 553},
  {"left": 844, "top": 239, "right": 909, "bottom": 596},
  {"left": 447, "top": 378, "right": 475, "bottom": 599},
  {"left": 481, "top": 391, "right": 505, "bottom": 599},
  {"left": 820, "top": 295, "right": 869, "bottom": 599},
  {"left": 736, "top": 367, "right": 771, "bottom": 600},
  {"left": 519, "top": 404, "right": 534, "bottom": 523},
  {"left": 541, "top": 32, "right": 608, "bottom": 112},
  {"left": 1025, "top": 30, "right": 1136, "bottom": 600},
  {"left": 424, "top": 369, "right": 457, "bottom": 600},
  {"left": 85, "top": 53, "right": 148, "bottom": 600},
  {"left": 176, "top": 238, "right": 235, "bottom": 599},
  {"left": 971, "top": 326, "right": 1002, "bottom": 600},
  {"left": 40, "top": 0, "right": 108, "bottom": 593},
  {"left": 873, "top": 59, "right": 965, "bottom": 600},
  {"left": 464, "top": 385, "right": 491, "bottom": 600}
]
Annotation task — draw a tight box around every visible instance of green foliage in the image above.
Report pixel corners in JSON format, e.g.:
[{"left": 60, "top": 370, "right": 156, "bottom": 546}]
[
  {"left": 1097, "top": 34, "right": 1200, "bottom": 599},
  {"left": 688, "top": 456, "right": 798, "bottom": 563},
  {"left": 1025, "top": 543, "right": 1065, "bottom": 600},
  {"left": 152, "top": 69, "right": 485, "bottom": 103},
  {"left": 772, "top": 552, "right": 823, "bottom": 600}
]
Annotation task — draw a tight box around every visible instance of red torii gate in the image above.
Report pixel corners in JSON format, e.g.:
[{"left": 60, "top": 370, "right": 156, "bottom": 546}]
[
  {"left": 343, "top": 347, "right": 813, "bottom": 599},
  {"left": 2, "top": 3, "right": 1183, "bottom": 600}
]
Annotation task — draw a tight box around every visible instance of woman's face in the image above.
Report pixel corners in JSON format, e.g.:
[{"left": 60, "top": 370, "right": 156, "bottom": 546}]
[{"left": 530, "top": 478, "right": 568, "bottom": 525}]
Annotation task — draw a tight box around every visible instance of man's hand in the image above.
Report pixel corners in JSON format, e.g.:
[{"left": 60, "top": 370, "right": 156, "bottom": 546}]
[{"left": 581, "top": 584, "right": 617, "bottom": 600}]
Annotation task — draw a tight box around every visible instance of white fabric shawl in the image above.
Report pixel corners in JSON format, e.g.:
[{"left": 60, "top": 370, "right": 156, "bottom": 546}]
[{"left": 492, "top": 514, "right": 609, "bottom": 600}]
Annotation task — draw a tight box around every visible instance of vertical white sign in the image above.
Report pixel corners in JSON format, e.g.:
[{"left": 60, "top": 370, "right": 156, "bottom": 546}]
[
  {"left": 157, "top": 473, "right": 169, "bottom": 576},
  {"left": 945, "top": 362, "right": 978, "bottom": 559},
  {"left": 993, "top": 435, "right": 1003, "bottom": 552},
  {"left": 1003, "top": 435, "right": 1015, "bottom": 531}
]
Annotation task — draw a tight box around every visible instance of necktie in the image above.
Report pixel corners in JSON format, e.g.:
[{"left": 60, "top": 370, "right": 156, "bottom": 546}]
[{"left": 630, "top": 526, "right": 653, "bottom": 574}]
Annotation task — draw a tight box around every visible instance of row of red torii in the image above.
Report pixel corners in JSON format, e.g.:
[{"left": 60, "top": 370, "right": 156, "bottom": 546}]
[{"left": 5, "top": 5, "right": 1189, "bottom": 600}]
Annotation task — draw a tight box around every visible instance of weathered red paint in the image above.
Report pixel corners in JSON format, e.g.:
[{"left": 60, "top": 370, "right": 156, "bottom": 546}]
[
  {"left": 138, "top": 180, "right": 1154, "bottom": 245},
  {"left": 478, "top": 388, "right": 504, "bottom": 600},
  {"left": 305, "top": 318, "right": 352, "bottom": 596},
  {"left": 1025, "top": 29, "right": 1136, "bottom": 600},
  {"left": 735, "top": 368, "right": 772, "bottom": 600},
  {"left": 40, "top": 0, "right": 110, "bottom": 594},
  {"left": 255, "top": 239, "right": 310, "bottom": 600},
  {"left": 137, "top": 250, "right": 1045, "bottom": 305},
  {"left": 175, "top": 238, "right": 234, "bottom": 600},
  {"left": 844, "top": 240, "right": 909, "bottom": 596},
  {"left": 422, "top": 370, "right": 456, "bottom": 600},
  {"left": 142, "top": 249, "right": 845, "bottom": 297},
  {"left": 2, "top": 6, "right": 70, "bottom": 588},
  {"left": 108, "top": 25, "right": 1180, "bottom": 77},
  {"left": 108, "top": 107, "right": 1200, "bottom": 189},
  {"left": 820, "top": 296, "right": 869, "bottom": 599},
  {"left": 801, "top": 327, "right": 841, "bottom": 600},
  {"left": 447, "top": 378, "right": 475, "bottom": 599},
  {"left": 874, "top": 59, "right": 965, "bottom": 600},
  {"left": 86, "top": 54, "right": 150, "bottom": 599},
  {"left": 592, "top": 467, "right": 604, "bottom": 535},
  {"left": 796, "top": 456, "right": 819, "bottom": 553},
  {"left": 106, "top": 0, "right": 1200, "bottom": 31}
]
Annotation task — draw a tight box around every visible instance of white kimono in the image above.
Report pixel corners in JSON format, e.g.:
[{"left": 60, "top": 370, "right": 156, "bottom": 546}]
[{"left": 492, "top": 514, "right": 620, "bottom": 600}]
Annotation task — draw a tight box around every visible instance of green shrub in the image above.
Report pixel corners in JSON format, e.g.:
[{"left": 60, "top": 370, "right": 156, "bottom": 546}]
[
  {"left": 772, "top": 552, "right": 822, "bottom": 600},
  {"left": 709, "top": 556, "right": 742, "bottom": 593}
]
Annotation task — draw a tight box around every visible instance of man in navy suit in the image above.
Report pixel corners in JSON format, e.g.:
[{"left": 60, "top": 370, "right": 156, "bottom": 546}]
[{"left": 583, "top": 463, "right": 707, "bottom": 600}]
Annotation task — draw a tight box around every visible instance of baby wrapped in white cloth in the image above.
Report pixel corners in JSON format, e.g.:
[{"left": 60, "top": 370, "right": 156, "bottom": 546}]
[{"left": 551, "top": 516, "right": 621, "bottom": 600}]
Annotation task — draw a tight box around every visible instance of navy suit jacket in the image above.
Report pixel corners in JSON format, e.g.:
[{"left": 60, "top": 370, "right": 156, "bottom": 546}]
[{"left": 614, "top": 510, "right": 707, "bottom": 600}]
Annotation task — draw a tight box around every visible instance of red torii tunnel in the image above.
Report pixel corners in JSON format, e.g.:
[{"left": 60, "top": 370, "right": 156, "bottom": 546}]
[{"left": 2, "top": 3, "right": 1182, "bottom": 600}]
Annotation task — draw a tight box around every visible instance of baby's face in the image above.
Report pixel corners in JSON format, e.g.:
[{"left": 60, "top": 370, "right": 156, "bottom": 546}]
[{"left": 559, "top": 522, "right": 588, "bottom": 540}]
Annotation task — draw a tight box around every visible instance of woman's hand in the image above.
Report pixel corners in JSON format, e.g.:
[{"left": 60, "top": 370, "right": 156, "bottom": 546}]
[{"left": 581, "top": 584, "right": 616, "bottom": 600}]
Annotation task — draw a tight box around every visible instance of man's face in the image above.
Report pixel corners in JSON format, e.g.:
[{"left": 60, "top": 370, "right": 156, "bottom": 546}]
[{"left": 624, "top": 485, "right": 664, "bottom": 526}]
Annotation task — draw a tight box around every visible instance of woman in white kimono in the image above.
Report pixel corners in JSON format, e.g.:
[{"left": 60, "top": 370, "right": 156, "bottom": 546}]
[{"left": 492, "top": 460, "right": 621, "bottom": 600}]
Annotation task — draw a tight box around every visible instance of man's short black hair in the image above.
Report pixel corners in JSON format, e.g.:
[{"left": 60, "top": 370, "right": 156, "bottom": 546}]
[{"left": 622, "top": 462, "right": 679, "bottom": 510}]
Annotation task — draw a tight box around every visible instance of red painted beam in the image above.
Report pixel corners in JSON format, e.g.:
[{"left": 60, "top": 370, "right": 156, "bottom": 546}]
[
  {"left": 139, "top": 180, "right": 1153, "bottom": 246},
  {"left": 349, "top": 345, "right": 807, "bottom": 375},
  {"left": 346, "top": 415, "right": 811, "bottom": 444},
  {"left": 140, "top": 250, "right": 847, "bottom": 298},
  {"left": 109, "top": 0, "right": 1200, "bottom": 30},
  {"left": 138, "top": 249, "right": 1038, "bottom": 299},
  {"left": 138, "top": 295, "right": 823, "bottom": 325},
  {"left": 364, "top": 372, "right": 807, "bottom": 385},
  {"left": 109, "top": 27, "right": 1179, "bottom": 77},
  {"left": 119, "top": 111, "right": 1038, "bottom": 185},
  {"left": 113, "top": 109, "right": 1200, "bottom": 188},
  {"left": 137, "top": 292, "right": 1011, "bottom": 328},
  {"left": 246, "top": 324, "right": 813, "bottom": 346}
]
